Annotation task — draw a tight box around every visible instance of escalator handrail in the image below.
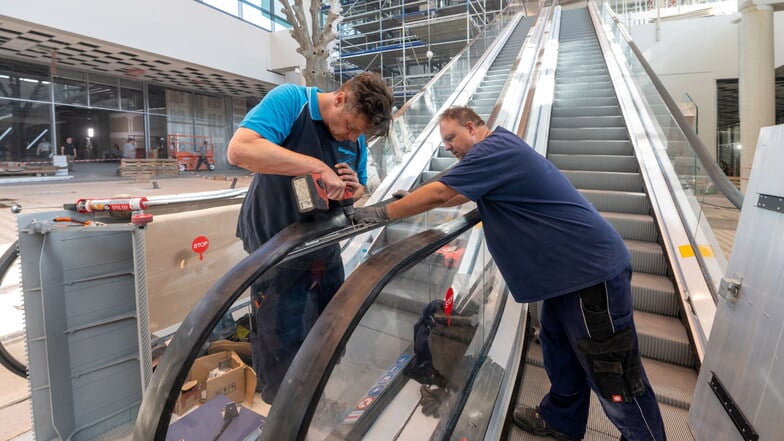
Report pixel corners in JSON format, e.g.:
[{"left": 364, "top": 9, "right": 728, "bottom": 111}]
[
  {"left": 260, "top": 209, "right": 482, "bottom": 441},
  {"left": 132, "top": 212, "right": 353, "bottom": 441},
  {"left": 0, "top": 240, "right": 27, "bottom": 378},
  {"left": 601, "top": 3, "right": 743, "bottom": 209}
]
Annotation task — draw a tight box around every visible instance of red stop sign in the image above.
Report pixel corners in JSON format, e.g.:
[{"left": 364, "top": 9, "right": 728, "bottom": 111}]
[
  {"left": 192, "top": 236, "right": 210, "bottom": 261},
  {"left": 444, "top": 287, "right": 454, "bottom": 326}
]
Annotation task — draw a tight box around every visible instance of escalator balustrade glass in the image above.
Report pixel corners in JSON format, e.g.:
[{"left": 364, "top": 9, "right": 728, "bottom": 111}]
[{"left": 302, "top": 233, "right": 506, "bottom": 441}]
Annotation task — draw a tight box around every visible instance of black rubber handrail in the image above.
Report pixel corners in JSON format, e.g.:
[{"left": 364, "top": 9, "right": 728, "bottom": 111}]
[
  {"left": 260, "top": 209, "right": 482, "bottom": 440},
  {"left": 133, "top": 211, "right": 351, "bottom": 441},
  {"left": 0, "top": 240, "right": 26, "bottom": 378}
]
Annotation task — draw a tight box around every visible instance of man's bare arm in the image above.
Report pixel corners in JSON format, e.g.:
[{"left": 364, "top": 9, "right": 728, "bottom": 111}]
[
  {"left": 227, "top": 127, "right": 345, "bottom": 199},
  {"left": 386, "top": 182, "right": 460, "bottom": 219}
]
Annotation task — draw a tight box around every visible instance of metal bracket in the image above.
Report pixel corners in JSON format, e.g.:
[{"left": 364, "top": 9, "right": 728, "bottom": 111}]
[
  {"left": 718, "top": 275, "right": 743, "bottom": 305},
  {"left": 709, "top": 371, "right": 759, "bottom": 441},
  {"left": 756, "top": 193, "right": 784, "bottom": 213}
]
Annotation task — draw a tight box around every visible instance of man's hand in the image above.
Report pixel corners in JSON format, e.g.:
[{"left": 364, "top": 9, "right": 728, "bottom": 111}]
[
  {"left": 334, "top": 162, "right": 363, "bottom": 195},
  {"left": 392, "top": 189, "right": 409, "bottom": 199},
  {"left": 353, "top": 206, "right": 389, "bottom": 225},
  {"left": 319, "top": 167, "right": 347, "bottom": 200}
]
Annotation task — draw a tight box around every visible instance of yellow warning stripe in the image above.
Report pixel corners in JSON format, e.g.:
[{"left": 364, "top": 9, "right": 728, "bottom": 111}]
[{"left": 678, "top": 244, "right": 714, "bottom": 258}]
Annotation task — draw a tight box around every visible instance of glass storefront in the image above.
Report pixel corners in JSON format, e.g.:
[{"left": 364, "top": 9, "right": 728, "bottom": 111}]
[{"left": 0, "top": 58, "right": 249, "bottom": 167}]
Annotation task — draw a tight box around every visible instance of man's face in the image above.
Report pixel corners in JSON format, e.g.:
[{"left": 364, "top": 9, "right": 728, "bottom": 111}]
[
  {"left": 439, "top": 118, "right": 476, "bottom": 160},
  {"left": 327, "top": 92, "right": 369, "bottom": 142}
]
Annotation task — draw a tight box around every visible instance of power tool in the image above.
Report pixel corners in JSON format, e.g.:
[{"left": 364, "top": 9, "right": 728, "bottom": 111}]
[{"left": 291, "top": 173, "right": 355, "bottom": 221}]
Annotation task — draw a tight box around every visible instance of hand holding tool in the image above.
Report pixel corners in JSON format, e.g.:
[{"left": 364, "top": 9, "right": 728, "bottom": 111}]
[{"left": 292, "top": 173, "right": 355, "bottom": 221}]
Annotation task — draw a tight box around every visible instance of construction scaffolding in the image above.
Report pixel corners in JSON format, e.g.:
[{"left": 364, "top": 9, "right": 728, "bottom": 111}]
[{"left": 336, "top": 0, "right": 507, "bottom": 104}]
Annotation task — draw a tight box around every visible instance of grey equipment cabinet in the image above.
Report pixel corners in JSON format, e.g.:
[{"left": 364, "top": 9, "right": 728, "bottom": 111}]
[{"left": 17, "top": 211, "right": 152, "bottom": 441}]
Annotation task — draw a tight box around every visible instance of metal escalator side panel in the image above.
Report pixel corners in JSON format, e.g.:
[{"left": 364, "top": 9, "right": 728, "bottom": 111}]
[{"left": 260, "top": 210, "right": 482, "bottom": 441}]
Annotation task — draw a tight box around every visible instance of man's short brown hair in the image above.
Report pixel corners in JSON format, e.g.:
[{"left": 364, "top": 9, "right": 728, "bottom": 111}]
[
  {"left": 439, "top": 106, "right": 486, "bottom": 128},
  {"left": 339, "top": 72, "right": 394, "bottom": 137}
]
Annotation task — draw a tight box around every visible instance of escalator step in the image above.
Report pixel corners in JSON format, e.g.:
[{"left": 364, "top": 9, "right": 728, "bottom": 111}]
[
  {"left": 601, "top": 211, "right": 658, "bottom": 242},
  {"left": 550, "top": 115, "right": 624, "bottom": 128},
  {"left": 579, "top": 189, "right": 651, "bottom": 215},
  {"left": 626, "top": 239, "right": 668, "bottom": 275},
  {"left": 631, "top": 272, "right": 679, "bottom": 317},
  {"left": 514, "top": 359, "right": 695, "bottom": 441},
  {"left": 635, "top": 311, "right": 696, "bottom": 367},
  {"left": 548, "top": 139, "right": 633, "bottom": 155},
  {"left": 550, "top": 105, "right": 622, "bottom": 118},
  {"left": 549, "top": 154, "right": 638, "bottom": 173},
  {"left": 549, "top": 127, "right": 629, "bottom": 141},
  {"left": 562, "top": 170, "right": 644, "bottom": 193}
]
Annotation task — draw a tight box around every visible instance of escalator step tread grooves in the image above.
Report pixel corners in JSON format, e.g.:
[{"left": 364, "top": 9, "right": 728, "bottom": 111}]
[
  {"left": 511, "top": 9, "right": 697, "bottom": 441},
  {"left": 513, "top": 361, "right": 695, "bottom": 441}
]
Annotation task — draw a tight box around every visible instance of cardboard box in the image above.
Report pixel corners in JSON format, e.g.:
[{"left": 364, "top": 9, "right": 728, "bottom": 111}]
[
  {"left": 184, "top": 351, "right": 256, "bottom": 408},
  {"left": 174, "top": 380, "right": 201, "bottom": 415}
]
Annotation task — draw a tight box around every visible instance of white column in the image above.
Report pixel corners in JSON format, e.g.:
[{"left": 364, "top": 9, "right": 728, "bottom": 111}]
[{"left": 738, "top": 3, "right": 775, "bottom": 192}]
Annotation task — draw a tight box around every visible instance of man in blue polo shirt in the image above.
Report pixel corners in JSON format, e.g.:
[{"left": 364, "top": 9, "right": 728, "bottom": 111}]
[
  {"left": 353, "top": 106, "right": 666, "bottom": 441},
  {"left": 227, "top": 72, "right": 393, "bottom": 404}
]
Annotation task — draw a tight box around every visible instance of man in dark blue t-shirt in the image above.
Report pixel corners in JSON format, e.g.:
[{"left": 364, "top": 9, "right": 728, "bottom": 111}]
[
  {"left": 228, "top": 72, "right": 393, "bottom": 404},
  {"left": 354, "top": 106, "right": 665, "bottom": 441}
]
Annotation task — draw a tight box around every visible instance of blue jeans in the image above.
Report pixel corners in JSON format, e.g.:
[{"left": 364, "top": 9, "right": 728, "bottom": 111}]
[
  {"left": 250, "top": 259, "right": 344, "bottom": 403},
  {"left": 537, "top": 266, "right": 666, "bottom": 441}
]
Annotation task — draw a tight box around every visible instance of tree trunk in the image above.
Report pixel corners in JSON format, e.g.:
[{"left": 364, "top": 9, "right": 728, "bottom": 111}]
[{"left": 278, "top": 0, "right": 341, "bottom": 90}]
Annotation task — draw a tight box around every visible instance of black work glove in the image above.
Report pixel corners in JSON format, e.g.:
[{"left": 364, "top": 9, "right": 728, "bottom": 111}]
[
  {"left": 353, "top": 205, "right": 389, "bottom": 225},
  {"left": 392, "top": 189, "right": 410, "bottom": 199},
  {"left": 419, "top": 385, "right": 449, "bottom": 417}
]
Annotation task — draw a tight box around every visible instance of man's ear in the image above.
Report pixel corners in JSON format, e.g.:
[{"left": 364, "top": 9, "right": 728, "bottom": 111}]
[{"left": 334, "top": 91, "right": 347, "bottom": 108}]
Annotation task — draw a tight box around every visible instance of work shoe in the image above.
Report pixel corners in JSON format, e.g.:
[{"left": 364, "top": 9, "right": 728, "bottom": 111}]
[{"left": 513, "top": 405, "right": 574, "bottom": 441}]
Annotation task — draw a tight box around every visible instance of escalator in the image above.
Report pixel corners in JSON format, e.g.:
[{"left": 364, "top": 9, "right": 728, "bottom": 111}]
[
  {"left": 131, "top": 9, "right": 542, "bottom": 441},
  {"left": 511, "top": 6, "right": 698, "bottom": 440}
]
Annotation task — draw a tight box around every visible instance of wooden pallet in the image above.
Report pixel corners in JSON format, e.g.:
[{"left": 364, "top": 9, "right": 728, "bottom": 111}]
[
  {"left": 119, "top": 159, "right": 179, "bottom": 177},
  {"left": 0, "top": 162, "right": 60, "bottom": 177}
]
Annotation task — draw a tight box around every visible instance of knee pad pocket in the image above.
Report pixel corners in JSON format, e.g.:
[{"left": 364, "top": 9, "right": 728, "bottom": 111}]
[{"left": 577, "top": 328, "right": 646, "bottom": 403}]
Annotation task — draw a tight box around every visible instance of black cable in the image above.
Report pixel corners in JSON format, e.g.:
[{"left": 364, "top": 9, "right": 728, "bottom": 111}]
[{"left": 0, "top": 241, "right": 27, "bottom": 379}]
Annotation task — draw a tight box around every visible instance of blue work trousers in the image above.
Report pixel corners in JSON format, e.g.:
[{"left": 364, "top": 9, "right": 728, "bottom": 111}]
[
  {"left": 537, "top": 266, "right": 667, "bottom": 441},
  {"left": 250, "top": 261, "right": 344, "bottom": 404}
]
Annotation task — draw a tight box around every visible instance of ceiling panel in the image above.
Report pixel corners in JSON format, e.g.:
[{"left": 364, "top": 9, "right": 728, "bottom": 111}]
[{"left": 0, "top": 17, "right": 276, "bottom": 98}]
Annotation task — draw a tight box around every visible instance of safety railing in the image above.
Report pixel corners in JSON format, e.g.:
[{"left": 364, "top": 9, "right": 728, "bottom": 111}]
[{"left": 594, "top": 2, "right": 742, "bottom": 296}]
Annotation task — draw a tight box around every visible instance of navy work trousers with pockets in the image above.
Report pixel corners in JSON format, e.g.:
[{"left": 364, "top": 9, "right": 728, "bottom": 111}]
[{"left": 537, "top": 265, "right": 667, "bottom": 441}]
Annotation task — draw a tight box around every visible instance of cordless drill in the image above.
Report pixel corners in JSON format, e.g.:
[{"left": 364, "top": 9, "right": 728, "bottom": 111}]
[{"left": 291, "top": 173, "right": 355, "bottom": 221}]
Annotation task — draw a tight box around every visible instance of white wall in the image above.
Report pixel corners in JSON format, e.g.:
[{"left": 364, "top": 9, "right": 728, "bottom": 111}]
[
  {"left": 1, "top": 0, "right": 289, "bottom": 86},
  {"left": 629, "top": 12, "right": 784, "bottom": 158}
]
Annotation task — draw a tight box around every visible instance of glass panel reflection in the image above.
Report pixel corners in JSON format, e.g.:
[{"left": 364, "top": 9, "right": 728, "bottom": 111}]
[{"left": 305, "top": 229, "right": 505, "bottom": 440}]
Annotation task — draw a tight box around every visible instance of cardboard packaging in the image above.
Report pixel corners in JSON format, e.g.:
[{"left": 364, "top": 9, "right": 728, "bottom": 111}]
[
  {"left": 175, "top": 351, "right": 256, "bottom": 414},
  {"left": 174, "top": 380, "right": 201, "bottom": 415},
  {"left": 167, "top": 395, "right": 265, "bottom": 441}
]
